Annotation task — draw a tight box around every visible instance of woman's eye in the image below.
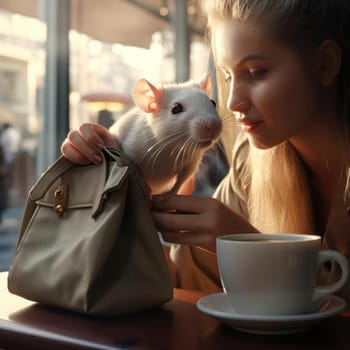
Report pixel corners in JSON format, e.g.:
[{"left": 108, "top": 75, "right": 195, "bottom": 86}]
[
  {"left": 171, "top": 103, "right": 184, "bottom": 114},
  {"left": 248, "top": 69, "right": 267, "bottom": 80}
]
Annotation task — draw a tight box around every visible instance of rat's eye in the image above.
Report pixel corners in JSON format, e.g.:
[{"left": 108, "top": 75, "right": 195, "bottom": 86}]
[
  {"left": 171, "top": 103, "right": 184, "bottom": 114},
  {"left": 210, "top": 99, "right": 217, "bottom": 108}
]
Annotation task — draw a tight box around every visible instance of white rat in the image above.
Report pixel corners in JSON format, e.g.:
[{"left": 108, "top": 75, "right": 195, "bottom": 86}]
[{"left": 110, "top": 77, "right": 222, "bottom": 198}]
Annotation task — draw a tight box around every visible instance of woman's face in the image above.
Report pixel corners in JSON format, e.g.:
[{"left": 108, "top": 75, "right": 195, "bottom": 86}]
[{"left": 213, "top": 20, "right": 324, "bottom": 149}]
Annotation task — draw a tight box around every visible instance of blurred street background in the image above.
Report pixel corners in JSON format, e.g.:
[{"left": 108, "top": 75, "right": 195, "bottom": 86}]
[
  {"left": 0, "top": 206, "right": 22, "bottom": 271},
  {"left": 0, "top": 0, "right": 230, "bottom": 273}
]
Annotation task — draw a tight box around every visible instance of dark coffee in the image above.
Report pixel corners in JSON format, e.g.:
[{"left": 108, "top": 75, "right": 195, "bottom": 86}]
[{"left": 233, "top": 238, "right": 289, "bottom": 243}]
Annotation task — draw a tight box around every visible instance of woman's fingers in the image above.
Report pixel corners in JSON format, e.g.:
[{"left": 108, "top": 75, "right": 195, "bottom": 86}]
[
  {"left": 78, "top": 123, "right": 118, "bottom": 148},
  {"left": 152, "top": 194, "right": 209, "bottom": 213},
  {"left": 152, "top": 195, "right": 222, "bottom": 233},
  {"left": 61, "top": 123, "right": 118, "bottom": 164},
  {"left": 60, "top": 140, "right": 95, "bottom": 165},
  {"left": 152, "top": 210, "right": 200, "bottom": 232},
  {"left": 152, "top": 195, "right": 259, "bottom": 252},
  {"left": 160, "top": 231, "right": 216, "bottom": 252}
]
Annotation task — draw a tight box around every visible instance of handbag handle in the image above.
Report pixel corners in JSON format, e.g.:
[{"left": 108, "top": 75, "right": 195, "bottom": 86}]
[
  {"left": 103, "top": 146, "right": 131, "bottom": 164},
  {"left": 91, "top": 147, "right": 131, "bottom": 218}
]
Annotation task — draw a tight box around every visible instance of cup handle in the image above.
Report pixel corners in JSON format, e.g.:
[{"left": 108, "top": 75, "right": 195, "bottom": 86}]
[{"left": 312, "top": 250, "right": 349, "bottom": 303}]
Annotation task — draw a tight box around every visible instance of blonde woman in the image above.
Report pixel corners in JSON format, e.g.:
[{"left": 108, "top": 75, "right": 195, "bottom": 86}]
[{"left": 62, "top": 0, "right": 350, "bottom": 300}]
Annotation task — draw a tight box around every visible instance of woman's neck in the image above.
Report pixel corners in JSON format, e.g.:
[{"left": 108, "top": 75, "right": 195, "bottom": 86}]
[
  {"left": 289, "top": 81, "right": 343, "bottom": 178},
  {"left": 289, "top": 114, "right": 344, "bottom": 232},
  {"left": 290, "top": 122, "right": 344, "bottom": 185}
]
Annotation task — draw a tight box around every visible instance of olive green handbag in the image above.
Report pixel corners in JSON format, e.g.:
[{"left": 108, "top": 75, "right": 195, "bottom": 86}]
[{"left": 7, "top": 147, "right": 173, "bottom": 316}]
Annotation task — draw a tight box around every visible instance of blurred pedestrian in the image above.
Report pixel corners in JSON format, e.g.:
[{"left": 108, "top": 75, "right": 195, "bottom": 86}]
[
  {"left": 0, "top": 122, "right": 20, "bottom": 189},
  {"left": 0, "top": 143, "right": 8, "bottom": 231}
]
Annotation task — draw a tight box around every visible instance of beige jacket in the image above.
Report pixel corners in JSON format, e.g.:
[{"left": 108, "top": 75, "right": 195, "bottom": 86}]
[{"left": 165, "top": 134, "right": 350, "bottom": 302}]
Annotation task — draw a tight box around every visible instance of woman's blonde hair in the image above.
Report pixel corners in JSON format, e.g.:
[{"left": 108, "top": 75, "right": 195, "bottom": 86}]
[{"left": 202, "top": 0, "right": 350, "bottom": 233}]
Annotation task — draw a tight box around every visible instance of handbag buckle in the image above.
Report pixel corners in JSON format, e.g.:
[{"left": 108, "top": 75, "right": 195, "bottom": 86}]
[{"left": 54, "top": 184, "right": 68, "bottom": 216}]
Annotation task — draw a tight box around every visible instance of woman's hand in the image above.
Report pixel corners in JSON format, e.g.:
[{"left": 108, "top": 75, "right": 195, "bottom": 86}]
[
  {"left": 152, "top": 195, "right": 259, "bottom": 252},
  {"left": 61, "top": 123, "right": 118, "bottom": 165}
]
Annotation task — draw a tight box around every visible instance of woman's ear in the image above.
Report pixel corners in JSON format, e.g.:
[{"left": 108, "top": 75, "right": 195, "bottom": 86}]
[{"left": 317, "top": 39, "right": 342, "bottom": 87}]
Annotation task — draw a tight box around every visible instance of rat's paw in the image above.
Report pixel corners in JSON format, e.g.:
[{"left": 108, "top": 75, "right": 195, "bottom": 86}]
[{"left": 158, "top": 189, "right": 177, "bottom": 202}]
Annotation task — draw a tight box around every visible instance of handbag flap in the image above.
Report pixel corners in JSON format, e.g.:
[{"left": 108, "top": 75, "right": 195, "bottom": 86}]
[{"left": 29, "top": 150, "right": 130, "bottom": 216}]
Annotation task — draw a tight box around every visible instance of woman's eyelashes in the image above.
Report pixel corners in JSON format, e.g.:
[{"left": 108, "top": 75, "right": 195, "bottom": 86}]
[
  {"left": 248, "top": 68, "right": 267, "bottom": 80},
  {"left": 221, "top": 68, "right": 267, "bottom": 85}
]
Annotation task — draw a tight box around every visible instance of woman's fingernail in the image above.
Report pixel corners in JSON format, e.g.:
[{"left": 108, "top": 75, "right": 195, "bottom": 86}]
[
  {"left": 92, "top": 154, "right": 102, "bottom": 164},
  {"left": 96, "top": 143, "right": 105, "bottom": 150}
]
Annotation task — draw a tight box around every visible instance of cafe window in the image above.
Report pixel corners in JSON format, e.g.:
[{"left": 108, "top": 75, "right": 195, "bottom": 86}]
[{"left": 0, "top": 0, "right": 227, "bottom": 271}]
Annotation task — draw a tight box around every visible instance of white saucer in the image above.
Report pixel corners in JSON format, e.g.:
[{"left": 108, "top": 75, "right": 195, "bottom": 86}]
[{"left": 197, "top": 293, "right": 346, "bottom": 335}]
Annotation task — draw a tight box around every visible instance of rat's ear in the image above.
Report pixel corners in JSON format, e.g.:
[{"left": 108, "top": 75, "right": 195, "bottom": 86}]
[
  {"left": 133, "top": 79, "right": 163, "bottom": 114},
  {"left": 197, "top": 73, "right": 212, "bottom": 96}
]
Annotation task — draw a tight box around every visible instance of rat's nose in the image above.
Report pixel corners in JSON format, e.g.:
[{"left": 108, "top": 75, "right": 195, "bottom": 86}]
[
  {"left": 198, "top": 118, "right": 222, "bottom": 140},
  {"left": 206, "top": 119, "right": 221, "bottom": 137}
]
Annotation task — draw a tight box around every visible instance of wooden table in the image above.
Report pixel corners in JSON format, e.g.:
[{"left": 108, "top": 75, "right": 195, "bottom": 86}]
[{"left": 0, "top": 272, "right": 350, "bottom": 349}]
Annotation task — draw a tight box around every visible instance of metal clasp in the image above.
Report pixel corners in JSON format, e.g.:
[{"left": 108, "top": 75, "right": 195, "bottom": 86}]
[{"left": 54, "top": 184, "right": 68, "bottom": 216}]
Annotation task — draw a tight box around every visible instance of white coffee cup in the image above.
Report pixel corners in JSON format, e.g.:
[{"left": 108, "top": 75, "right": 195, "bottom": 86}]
[{"left": 216, "top": 233, "right": 349, "bottom": 316}]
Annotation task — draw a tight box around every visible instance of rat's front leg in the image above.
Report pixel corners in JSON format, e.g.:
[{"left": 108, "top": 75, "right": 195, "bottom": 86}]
[{"left": 159, "top": 167, "right": 194, "bottom": 200}]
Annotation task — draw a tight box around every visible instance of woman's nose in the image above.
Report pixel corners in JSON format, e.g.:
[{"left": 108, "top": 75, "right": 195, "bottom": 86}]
[{"left": 227, "top": 82, "right": 250, "bottom": 114}]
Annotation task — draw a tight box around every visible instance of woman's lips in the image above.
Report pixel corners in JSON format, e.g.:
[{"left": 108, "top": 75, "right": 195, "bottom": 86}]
[{"left": 240, "top": 120, "right": 263, "bottom": 132}]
